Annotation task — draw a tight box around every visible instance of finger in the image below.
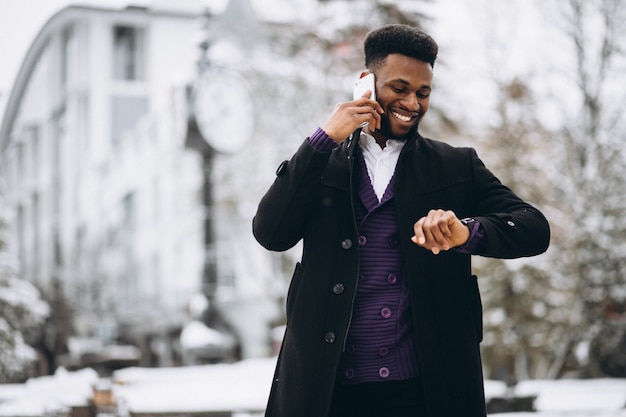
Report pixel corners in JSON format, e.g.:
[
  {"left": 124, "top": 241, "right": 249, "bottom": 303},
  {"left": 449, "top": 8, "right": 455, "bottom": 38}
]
[
  {"left": 373, "top": 108, "right": 382, "bottom": 131},
  {"left": 353, "top": 107, "right": 382, "bottom": 132},
  {"left": 423, "top": 211, "right": 452, "bottom": 252},
  {"left": 412, "top": 218, "right": 426, "bottom": 245},
  {"left": 415, "top": 213, "right": 441, "bottom": 248},
  {"left": 353, "top": 112, "right": 378, "bottom": 130},
  {"left": 422, "top": 211, "right": 442, "bottom": 243},
  {"left": 353, "top": 94, "right": 384, "bottom": 115},
  {"left": 438, "top": 216, "right": 453, "bottom": 238}
]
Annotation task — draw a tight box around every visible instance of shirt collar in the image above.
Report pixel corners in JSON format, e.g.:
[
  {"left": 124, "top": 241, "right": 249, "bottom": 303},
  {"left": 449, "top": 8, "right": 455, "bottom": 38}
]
[{"left": 359, "top": 131, "right": 405, "bottom": 153}]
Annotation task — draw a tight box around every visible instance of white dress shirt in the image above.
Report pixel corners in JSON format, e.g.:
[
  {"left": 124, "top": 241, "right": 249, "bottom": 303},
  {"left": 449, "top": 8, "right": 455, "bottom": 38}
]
[{"left": 359, "top": 132, "right": 405, "bottom": 201}]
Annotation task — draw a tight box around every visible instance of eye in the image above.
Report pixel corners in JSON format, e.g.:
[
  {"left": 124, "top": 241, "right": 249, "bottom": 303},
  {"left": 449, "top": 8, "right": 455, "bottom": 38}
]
[
  {"left": 391, "top": 86, "right": 406, "bottom": 94},
  {"left": 417, "top": 89, "right": 431, "bottom": 99}
]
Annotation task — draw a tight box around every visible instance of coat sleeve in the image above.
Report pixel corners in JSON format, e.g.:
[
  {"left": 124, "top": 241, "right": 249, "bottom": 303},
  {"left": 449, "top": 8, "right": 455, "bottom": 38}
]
[
  {"left": 252, "top": 138, "right": 333, "bottom": 252},
  {"left": 468, "top": 148, "right": 550, "bottom": 259}
]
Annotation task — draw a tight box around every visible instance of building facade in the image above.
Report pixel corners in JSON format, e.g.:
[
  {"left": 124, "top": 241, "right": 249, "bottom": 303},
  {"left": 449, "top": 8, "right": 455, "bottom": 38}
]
[{"left": 0, "top": 1, "right": 286, "bottom": 370}]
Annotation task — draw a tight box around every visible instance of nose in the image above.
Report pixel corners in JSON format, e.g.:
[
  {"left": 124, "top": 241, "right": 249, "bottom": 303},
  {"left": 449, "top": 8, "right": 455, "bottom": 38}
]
[{"left": 401, "top": 94, "right": 420, "bottom": 112}]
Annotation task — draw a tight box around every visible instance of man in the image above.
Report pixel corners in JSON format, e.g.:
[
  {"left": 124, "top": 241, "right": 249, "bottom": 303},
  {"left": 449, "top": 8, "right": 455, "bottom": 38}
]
[{"left": 253, "top": 24, "right": 550, "bottom": 417}]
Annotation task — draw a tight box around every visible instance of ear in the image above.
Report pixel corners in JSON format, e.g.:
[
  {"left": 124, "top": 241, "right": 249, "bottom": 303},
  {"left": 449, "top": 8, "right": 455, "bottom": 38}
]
[{"left": 359, "top": 70, "right": 370, "bottom": 79}]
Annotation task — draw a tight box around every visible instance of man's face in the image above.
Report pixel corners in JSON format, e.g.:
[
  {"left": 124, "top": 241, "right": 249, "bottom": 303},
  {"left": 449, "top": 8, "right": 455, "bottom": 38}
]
[{"left": 371, "top": 54, "right": 433, "bottom": 141}]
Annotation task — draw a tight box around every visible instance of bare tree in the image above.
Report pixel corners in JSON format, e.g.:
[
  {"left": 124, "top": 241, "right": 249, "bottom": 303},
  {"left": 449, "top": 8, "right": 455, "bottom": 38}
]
[
  {"left": 457, "top": 0, "right": 626, "bottom": 382},
  {"left": 473, "top": 77, "right": 559, "bottom": 383},
  {"left": 548, "top": 0, "right": 626, "bottom": 377}
]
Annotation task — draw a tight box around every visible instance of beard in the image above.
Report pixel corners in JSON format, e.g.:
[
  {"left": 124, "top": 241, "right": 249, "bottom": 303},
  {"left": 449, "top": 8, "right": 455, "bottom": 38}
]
[{"left": 378, "top": 113, "right": 419, "bottom": 141}]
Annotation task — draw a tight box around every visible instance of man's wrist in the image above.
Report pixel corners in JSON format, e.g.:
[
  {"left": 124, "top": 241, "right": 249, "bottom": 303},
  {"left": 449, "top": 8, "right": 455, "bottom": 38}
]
[
  {"left": 308, "top": 127, "right": 339, "bottom": 152},
  {"left": 455, "top": 218, "right": 484, "bottom": 254},
  {"left": 460, "top": 217, "right": 478, "bottom": 232}
]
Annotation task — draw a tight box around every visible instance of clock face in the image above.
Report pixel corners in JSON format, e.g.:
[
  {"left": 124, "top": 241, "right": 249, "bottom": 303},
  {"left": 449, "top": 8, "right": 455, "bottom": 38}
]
[{"left": 193, "top": 70, "right": 255, "bottom": 154}]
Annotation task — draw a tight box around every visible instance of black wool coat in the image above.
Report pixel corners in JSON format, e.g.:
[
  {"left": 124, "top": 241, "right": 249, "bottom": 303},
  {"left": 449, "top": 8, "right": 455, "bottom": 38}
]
[{"left": 253, "top": 132, "right": 550, "bottom": 417}]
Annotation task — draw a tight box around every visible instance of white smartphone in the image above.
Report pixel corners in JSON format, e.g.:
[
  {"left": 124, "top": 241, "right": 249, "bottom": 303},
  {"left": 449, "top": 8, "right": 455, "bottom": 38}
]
[{"left": 353, "top": 73, "right": 376, "bottom": 101}]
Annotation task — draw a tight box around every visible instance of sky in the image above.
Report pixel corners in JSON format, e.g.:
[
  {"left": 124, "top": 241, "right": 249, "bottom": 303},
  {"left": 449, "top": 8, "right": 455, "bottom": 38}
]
[{"left": 0, "top": 0, "right": 101, "bottom": 114}]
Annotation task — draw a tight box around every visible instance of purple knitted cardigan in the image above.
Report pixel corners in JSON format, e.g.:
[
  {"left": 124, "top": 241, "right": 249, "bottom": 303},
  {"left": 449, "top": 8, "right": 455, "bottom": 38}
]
[{"left": 337, "top": 144, "right": 420, "bottom": 384}]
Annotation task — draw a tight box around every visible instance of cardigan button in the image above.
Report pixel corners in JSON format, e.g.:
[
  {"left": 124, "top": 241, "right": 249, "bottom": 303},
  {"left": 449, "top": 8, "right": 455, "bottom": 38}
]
[
  {"left": 380, "top": 307, "right": 392, "bottom": 319},
  {"left": 341, "top": 239, "right": 352, "bottom": 249},
  {"left": 332, "top": 283, "right": 345, "bottom": 294},
  {"left": 324, "top": 332, "right": 336, "bottom": 344},
  {"left": 358, "top": 235, "right": 367, "bottom": 246},
  {"left": 387, "top": 274, "right": 398, "bottom": 284},
  {"left": 378, "top": 367, "right": 390, "bottom": 379}
]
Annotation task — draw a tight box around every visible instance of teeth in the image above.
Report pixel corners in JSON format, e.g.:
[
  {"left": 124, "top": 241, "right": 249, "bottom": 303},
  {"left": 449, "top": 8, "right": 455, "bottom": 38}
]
[{"left": 392, "top": 111, "right": 412, "bottom": 122}]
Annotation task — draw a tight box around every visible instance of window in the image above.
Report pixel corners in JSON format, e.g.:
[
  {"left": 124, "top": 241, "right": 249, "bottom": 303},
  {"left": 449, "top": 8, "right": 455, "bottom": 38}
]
[
  {"left": 76, "top": 95, "right": 89, "bottom": 155},
  {"left": 32, "top": 193, "right": 40, "bottom": 283},
  {"left": 122, "top": 192, "right": 136, "bottom": 231},
  {"left": 16, "top": 142, "right": 25, "bottom": 180},
  {"left": 62, "top": 26, "right": 77, "bottom": 87},
  {"left": 0, "top": 152, "right": 10, "bottom": 187},
  {"left": 113, "top": 26, "right": 144, "bottom": 80},
  {"left": 17, "top": 205, "right": 27, "bottom": 278},
  {"left": 28, "top": 126, "right": 40, "bottom": 180},
  {"left": 121, "top": 192, "right": 138, "bottom": 307},
  {"left": 52, "top": 109, "right": 65, "bottom": 242},
  {"left": 111, "top": 95, "right": 148, "bottom": 145}
]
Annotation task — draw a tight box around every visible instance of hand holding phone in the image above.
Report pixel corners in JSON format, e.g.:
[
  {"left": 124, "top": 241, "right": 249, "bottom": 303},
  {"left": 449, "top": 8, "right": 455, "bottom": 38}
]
[
  {"left": 353, "top": 73, "right": 376, "bottom": 101},
  {"left": 322, "top": 72, "right": 381, "bottom": 141}
]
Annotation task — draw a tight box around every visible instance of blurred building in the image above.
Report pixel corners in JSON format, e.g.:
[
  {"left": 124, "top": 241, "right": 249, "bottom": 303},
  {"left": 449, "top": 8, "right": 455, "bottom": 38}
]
[{"left": 0, "top": 0, "right": 289, "bottom": 371}]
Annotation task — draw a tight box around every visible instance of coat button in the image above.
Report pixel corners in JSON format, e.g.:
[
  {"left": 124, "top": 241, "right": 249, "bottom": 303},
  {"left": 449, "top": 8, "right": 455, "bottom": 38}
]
[
  {"left": 378, "top": 367, "right": 390, "bottom": 379},
  {"left": 387, "top": 274, "right": 398, "bottom": 284},
  {"left": 333, "top": 283, "right": 345, "bottom": 294},
  {"left": 341, "top": 239, "right": 352, "bottom": 249},
  {"left": 507, "top": 220, "right": 516, "bottom": 227},
  {"left": 275, "top": 160, "right": 288, "bottom": 176},
  {"left": 324, "top": 332, "right": 336, "bottom": 343},
  {"left": 380, "top": 307, "right": 392, "bottom": 319}
]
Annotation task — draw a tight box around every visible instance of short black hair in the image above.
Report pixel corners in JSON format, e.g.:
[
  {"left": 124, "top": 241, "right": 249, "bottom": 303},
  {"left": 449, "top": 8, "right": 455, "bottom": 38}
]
[{"left": 364, "top": 24, "right": 438, "bottom": 70}]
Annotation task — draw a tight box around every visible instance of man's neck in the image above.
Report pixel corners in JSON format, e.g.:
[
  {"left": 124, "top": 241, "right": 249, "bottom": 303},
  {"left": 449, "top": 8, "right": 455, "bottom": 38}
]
[{"left": 365, "top": 127, "right": 389, "bottom": 149}]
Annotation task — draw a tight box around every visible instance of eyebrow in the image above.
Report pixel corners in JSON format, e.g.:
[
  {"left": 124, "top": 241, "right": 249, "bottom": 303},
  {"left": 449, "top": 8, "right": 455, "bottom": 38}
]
[{"left": 390, "top": 78, "right": 432, "bottom": 90}]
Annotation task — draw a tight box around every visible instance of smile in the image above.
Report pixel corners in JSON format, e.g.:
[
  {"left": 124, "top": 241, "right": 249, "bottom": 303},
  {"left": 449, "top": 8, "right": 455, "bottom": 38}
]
[{"left": 391, "top": 111, "right": 414, "bottom": 122}]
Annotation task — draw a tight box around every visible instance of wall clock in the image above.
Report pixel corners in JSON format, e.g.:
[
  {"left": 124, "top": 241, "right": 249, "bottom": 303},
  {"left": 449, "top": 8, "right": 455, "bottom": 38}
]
[{"left": 192, "top": 69, "right": 255, "bottom": 154}]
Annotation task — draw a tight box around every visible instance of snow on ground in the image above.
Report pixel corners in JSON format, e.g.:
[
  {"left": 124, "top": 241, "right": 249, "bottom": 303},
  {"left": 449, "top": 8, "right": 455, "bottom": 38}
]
[
  {"left": 1, "top": 357, "right": 626, "bottom": 416},
  {"left": 505, "top": 378, "right": 626, "bottom": 416},
  {"left": 113, "top": 357, "right": 275, "bottom": 414},
  {"left": 0, "top": 367, "right": 98, "bottom": 416}
]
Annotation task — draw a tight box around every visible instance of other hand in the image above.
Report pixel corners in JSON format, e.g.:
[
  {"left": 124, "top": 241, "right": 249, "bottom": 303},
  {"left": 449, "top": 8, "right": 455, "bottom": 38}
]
[{"left": 411, "top": 209, "right": 471, "bottom": 255}]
